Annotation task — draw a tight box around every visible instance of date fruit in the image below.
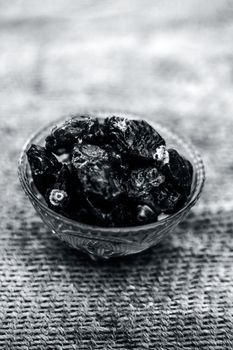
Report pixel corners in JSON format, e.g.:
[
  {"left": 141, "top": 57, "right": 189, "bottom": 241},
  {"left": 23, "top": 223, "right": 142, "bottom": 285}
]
[
  {"left": 27, "top": 144, "right": 61, "bottom": 194},
  {"left": 27, "top": 115, "right": 193, "bottom": 227},
  {"left": 105, "top": 116, "right": 165, "bottom": 163}
]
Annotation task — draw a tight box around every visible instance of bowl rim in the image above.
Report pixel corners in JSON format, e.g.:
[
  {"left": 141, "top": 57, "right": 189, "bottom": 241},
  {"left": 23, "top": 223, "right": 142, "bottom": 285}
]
[{"left": 18, "top": 109, "right": 205, "bottom": 233}]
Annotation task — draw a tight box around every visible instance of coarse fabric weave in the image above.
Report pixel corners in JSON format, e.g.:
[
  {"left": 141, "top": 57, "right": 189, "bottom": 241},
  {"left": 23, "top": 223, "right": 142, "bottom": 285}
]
[{"left": 1, "top": 1, "right": 233, "bottom": 349}]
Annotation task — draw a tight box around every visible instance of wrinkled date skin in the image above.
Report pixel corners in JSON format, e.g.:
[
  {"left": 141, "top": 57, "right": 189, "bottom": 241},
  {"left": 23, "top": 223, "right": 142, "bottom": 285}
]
[
  {"left": 105, "top": 117, "right": 165, "bottom": 163},
  {"left": 45, "top": 116, "right": 99, "bottom": 154},
  {"left": 27, "top": 144, "right": 61, "bottom": 195},
  {"left": 27, "top": 116, "right": 193, "bottom": 227},
  {"left": 161, "top": 149, "right": 193, "bottom": 196}
]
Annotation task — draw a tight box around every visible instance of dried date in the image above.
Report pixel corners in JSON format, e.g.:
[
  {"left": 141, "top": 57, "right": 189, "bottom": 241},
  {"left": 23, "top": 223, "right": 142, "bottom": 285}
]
[
  {"left": 105, "top": 116, "right": 165, "bottom": 163},
  {"left": 161, "top": 148, "right": 193, "bottom": 195},
  {"left": 45, "top": 116, "right": 99, "bottom": 154},
  {"left": 27, "top": 115, "right": 194, "bottom": 227},
  {"left": 73, "top": 161, "right": 125, "bottom": 206},
  {"left": 152, "top": 183, "right": 185, "bottom": 214},
  {"left": 27, "top": 144, "right": 61, "bottom": 194},
  {"left": 72, "top": 143, "right": 109, "bottom": 168}
]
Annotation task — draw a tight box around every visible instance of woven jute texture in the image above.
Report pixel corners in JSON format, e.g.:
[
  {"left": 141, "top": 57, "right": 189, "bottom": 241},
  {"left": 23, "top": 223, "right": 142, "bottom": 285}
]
[{"left": 1, "top": 1, "right": 233, "bottom": 349}]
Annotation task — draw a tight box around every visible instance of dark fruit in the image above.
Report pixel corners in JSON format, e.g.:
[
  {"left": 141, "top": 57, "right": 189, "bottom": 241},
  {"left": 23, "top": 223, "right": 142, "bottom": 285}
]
[
  {"left": 73, "top": 161, "right": 125, "bottom": 206},
  {"left": 152, "top": 183, "right": 184, "bottom": 214},
  {"left": 127, "top": 167, "right": 165, "bottom": 198},
  {"left": 161, "top": 148, "right": 193, "bottom": 196},
  {"left": 105, "top": 116, "right": 165, "bottom": 163},
  {"left": 27, "top": 144, "right": 61, "bottom": 194},
  {"left": 27, "top": 116, "right": 193, "bottom": 227},
  {"left": 72, "top": 143, "right": 109, "bottom": 168},
  {"left": 45, "top": 116, "right": 98, "bottom": 154}
]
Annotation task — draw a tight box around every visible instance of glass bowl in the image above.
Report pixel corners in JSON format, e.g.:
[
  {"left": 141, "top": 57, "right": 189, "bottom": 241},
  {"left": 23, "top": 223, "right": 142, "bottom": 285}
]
[{"left": 18, "top": 111, "right": 205, "bottom": 259}]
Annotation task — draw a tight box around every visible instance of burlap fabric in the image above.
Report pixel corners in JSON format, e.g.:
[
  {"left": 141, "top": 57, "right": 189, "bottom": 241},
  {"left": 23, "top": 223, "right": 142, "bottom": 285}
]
[{"left": 1, "top": 1, "right": 233, "bottom": 349}]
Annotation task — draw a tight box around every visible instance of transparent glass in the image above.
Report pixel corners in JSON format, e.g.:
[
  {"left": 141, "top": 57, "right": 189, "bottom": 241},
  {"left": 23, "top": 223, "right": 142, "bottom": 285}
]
[{"left": 18, "top": 111, "right": 205, "bottom": 259}]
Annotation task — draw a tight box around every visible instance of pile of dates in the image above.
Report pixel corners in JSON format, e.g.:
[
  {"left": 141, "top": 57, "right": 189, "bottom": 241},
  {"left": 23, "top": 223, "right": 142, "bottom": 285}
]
[{"left": 27, "top": 116, "right": 193, "bottom": 227}]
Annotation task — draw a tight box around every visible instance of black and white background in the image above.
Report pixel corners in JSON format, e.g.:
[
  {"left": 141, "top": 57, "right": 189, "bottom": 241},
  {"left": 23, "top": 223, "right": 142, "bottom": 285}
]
[{"left": 1, "top": 1, "right": 233, "bottom": 349}]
